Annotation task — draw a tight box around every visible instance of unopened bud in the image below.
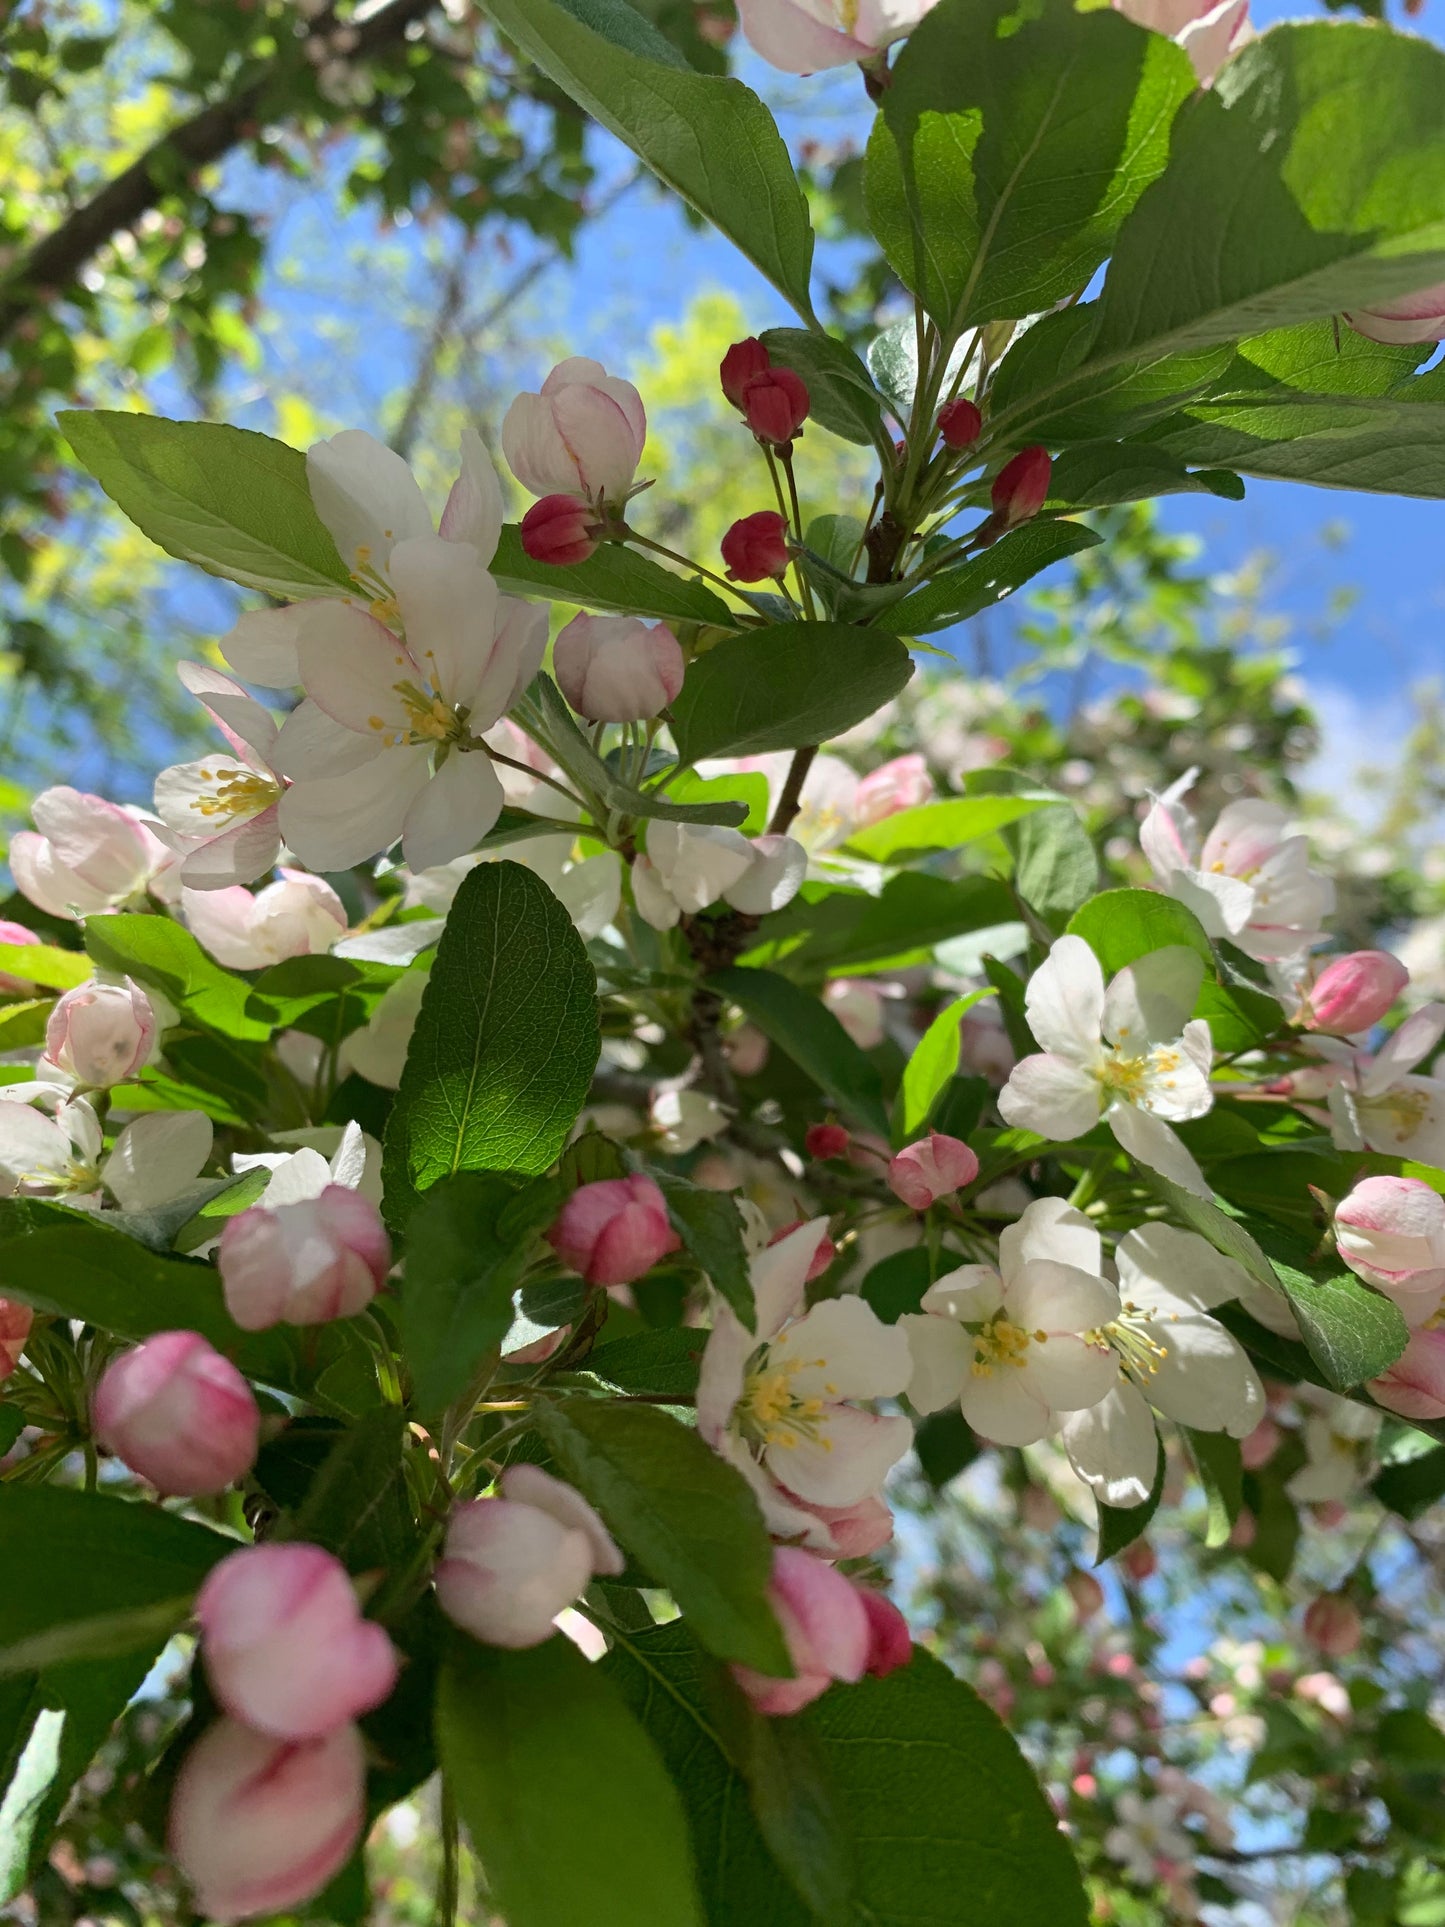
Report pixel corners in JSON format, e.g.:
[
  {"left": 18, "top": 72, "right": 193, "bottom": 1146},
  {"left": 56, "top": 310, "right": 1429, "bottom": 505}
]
[
  {"left": 546, "top": 1175, "right": 681, "bottom": 1288},
  {"left": 520, "top": 494, "right": 598, "bottom": 566},
  {"left": 886, "top": 1131, "right": 979, "bottom": 1209},
  {"left": 720, "top": 336, "right": 771, "bottom": 410},
  {"left": 1303, "top": 1593, "right": 1362, "bottom": 1657},
  {"left": 805, "top": 1122, "right": 851, "bottom": 1161},
  {"left": 1304, "top": 950, "right": 1408, "bottom": 1033},
  {"left": 990, "top": 446, "right": 1052, "bottom": 529},
  {"left": 721, "top": 510, "right": 790, "bottom": 582},
  {"left": 937, "top": 398, "right": 982, "bottom": 450},
  {"left": 740, "top": 367, "right": 809, "bottom": 446}
]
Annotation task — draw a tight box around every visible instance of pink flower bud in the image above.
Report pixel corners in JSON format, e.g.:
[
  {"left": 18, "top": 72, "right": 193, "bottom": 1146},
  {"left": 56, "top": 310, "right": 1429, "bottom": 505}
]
[
  {"left": 721, "top": 509, "right": 791, "bottom": 581},
  {"left": 887, "top": 1131, "right": 979, "bottom": 1209},
  {"left": 990, "top": 446, "right": 1052, "bottom": 529},
  {"left": 824, "top": 978, "right": 887, "bottom": 1050},
  {"left": 768, "top": 1218, "right": 836, "bottom": 1281},
  {"left": 776, "top": 1487, "right": 894, "bottom": 1559},
  {"left": 854, "top": 753, "right": 933, "bottom": 826},
  {"left": 805, "top": 1122, "right": 851, "bottom": 1161},
  {"left": 740, "top": 366, "right": 810, "bottom": 446},
  {"left": 520, "top": 494, "right": 599, "bottom": 566},
  {"left": 502, "top": 357, "right": 646, "bottom": 506},
  {"left": 1304, "top": 951, "right": 1408, "bottom": 1033},
  {"left": 1335, "top": 1176, "right": 1445, "bottom": 1319},
  {"left": 553, "top": 614, "right": 685, "bottom": 723},
  {"left": 11, "top": 787, "right": 170, "bottom": 920},
  {"left": 169, "top": 1718, "right": 365, "bottom": 1920},
  {"left": 733, "top": 1546, "right": 872, "bottom": 1717},
  {"left": 720, "top": 336, "right": 771, "bottom": 410},
  {"left": 218, "top": 1186, "right": 391, "bottom": 1331},
  {"left": 1303, "top": 1593, "right": 1363, "bottom": 1658},
  {"left": 1369, "top": 1326, "right": 1445, "bottom": 1420},
  {"left": 937, "top": 398, "right": 983, "bottom": 449},
  {"left": 43, "top": 977, "right": 155, "bottom": 1087},
  {"left": 435, "top": 1464, "right": 624, "bottom": 1648},
  {"left": 857, "top": 1585, "right": 912, "bottom": 1678},
  {"left": 545, "top": 1175, "right": 681, "bottom": 1288},
  {"left": 93, "top": 1331, "right": 259, "bottom": 1496},
  {"left": 1239, "top": 1416, "right": 1281, "bottom": 1470},
  {"left": 0, "top": 921, "right": 41, "bottom": 995},
  {"left": 1345, "top": 281, "right": 1445, "bottom": 345},
  {"left": 195, "top": 1544, "right": 398, "bottom": 1741},
  {"left": 0, "top": 1296, "right": 32, "bottom": 1379},
  {"left": 1066, "top": 1571, "right": 1105, "bottom": 1622},
  {"left": 1120, "top": 1539, "right": 1157, "bottom": 1584}
]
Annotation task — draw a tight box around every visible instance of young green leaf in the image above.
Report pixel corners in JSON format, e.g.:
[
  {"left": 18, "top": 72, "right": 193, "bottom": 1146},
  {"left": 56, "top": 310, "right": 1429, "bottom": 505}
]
[
  {"left": 58, "top": 411, "right": 349, "bottom": 599},
  {"left": 895, "top": 989, "right": 996, "bottom": 1142},
  {"left": 876, "top": 522, "right": 1102, "bottom": 636},
  {"left": 437, "top": 1630, "right": 704, "bottom": 1927},
  {"left": 650, "top": 1172, "right": 755, "bottom": 1327},
  {"left": 846, "top": 794, "right": 1052, "bottom": 864},
  {"left": 381, "top": 862, "right": 599, "bottom": 1228},
  {"left": 1066, "top": 887, "right": 1215, "bottom": 977},
  {"left": 0, "top": 943, "right": 89, "bottom": 991},
  {"left": 84, "top": 914, "right": 272, "bottom": 1041},
  {"left": 1011, "top": 805, "right": 1100, "bottom": 932},
  {"left": 534, "top": 1397, "right": 790, "bottom": 1675}
]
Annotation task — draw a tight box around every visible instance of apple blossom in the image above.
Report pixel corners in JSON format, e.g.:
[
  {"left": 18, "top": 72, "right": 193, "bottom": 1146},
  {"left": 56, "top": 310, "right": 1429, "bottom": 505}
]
[
  {"left": 196, "top": 1543, "right": 398, "bottom": 1740},
  {"left": 182, "top": 871, "right": 347, "bottom": 971},
  {"left": 768, "top": 1218, "right": 837, "bottom": 1280},
  {"left": 43, "top": 977, "right": 157, "bottom": 1088},
  {"left": 0, "top": 1091, "right": 103, "bottom": 1201},
  {"left": 435, "top": 1464, "right": 624, "bottom": 1648},
  {"left": 1055, "top": 1224, "right": 1266, "bottom": 1508},
  {"left": 93, "top": 1331, "right": 260, "bottom": 1495},
  {"left": 554, "top": 614, "right": 685, "bottom": 723},
  {"left": 990, "top": 446, "right": 1052, "bottom": 529},
  {"left": 805, "top": 1122, "right": 851, "bottom": 1160},
  {"left": 169, "top": 1718, "right": 366, "bottom": 1921},
  {"left": 630, "top": 819, "right": 805, "bottom": 928},
  {"left": 823, "top": 978, "right": 888, "bottom": 1050},
  {"left": 1103, "top": 1790, "right": 1194, "bottom": 1887},
  {"left": 736, "top": 0, "right": 939, "bottom": 74},
  {"left": 887, "top": 1131, "right": 979, "bottom": 1209},
  {"left": 1320, "top": 1004, "right": 1445, "bottom": 1166},
  {"left": 651, "top": 1086, "right": 729, "bottom": 1153},
  {"left": 546, "top": 1175, "right": 681, "bottom": 1287},
  {"left": 697, "top": 1218, "right": 912, "bottom": 1548},
  {"left": 1286, "top": 1392, "right": 1381, "bottom": 1503},
  {"left": 520, "top": 493, "right": 598, "bottom": 565},
  {"left": 1140, "top": 773, "right": 1335, "bottom": 962},
  {"left": 271, "top": 535, "right": 545, "bottom": 873},
  {"left": 100, "top": 1111, "right": 215, "bottom": 1213},
  {"left": 1345, "top": 282, "right": 1445, "bottom": 346},
  {"left": 1302, "top": 950, "right": 1408, "bottom": 1034},
  {"left": 10, "top": 787, "right": 176, "bottom": 919},
  {"left": 998, "top": 937, "right": 1215, "bottom": 1195},
  {"left": 938, "top": 397, "right": 983, "bottom": 449},
  {"left": 853, "top": 753, "right": 933, "bottom": 825},
  {"left": 340, "top": 970, "right": 429, "bottom": 1091},
  {"left": 502, "top": 357, "right": 646, "bottom": 508},
  {"left": 0, "top": 1298, "right": 32, "bottom": 1379},
  {"left": 732, "top": 1546, "right": 910, "bottom": 1717},
  {"left": 218, "top": 1184, "right": 391, "bottom": 1329},
  {"left": 1334, "top": 1175, "right": 1445, "bottom": 1323},
  {"left": 722, "top": 510, "right": 791, "bottom": 581},
  {"left": 1114, "top": 0, "right": 1248, "bottom": 83},
  {"left": 232, "top": 1119, "right": 382, "bottom": 1214},
  {"left": 1368, "top": 1326, "right": 1445, "bottom": 1419},
  {"left": 902, "top": 1197, "right": 1121, "bottom": 1448}
]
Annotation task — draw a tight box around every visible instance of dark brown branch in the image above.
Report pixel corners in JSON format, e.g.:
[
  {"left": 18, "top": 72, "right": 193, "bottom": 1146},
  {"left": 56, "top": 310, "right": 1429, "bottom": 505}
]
[
  {"left": 768, "top": 745, "right": 817, "bottom": 836},
  {"left": 0, "top": 0, "right": 436, "bottom": 347}
]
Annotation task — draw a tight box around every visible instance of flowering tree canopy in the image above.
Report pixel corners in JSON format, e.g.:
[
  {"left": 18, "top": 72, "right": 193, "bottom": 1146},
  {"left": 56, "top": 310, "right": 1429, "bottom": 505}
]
[{"left": 6, "top": 1, "right": 1445, "bottom": 1923}]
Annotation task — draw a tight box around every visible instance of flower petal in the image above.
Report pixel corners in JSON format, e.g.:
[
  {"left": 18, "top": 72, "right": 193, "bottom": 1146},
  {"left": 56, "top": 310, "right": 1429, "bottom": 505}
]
[
  {"left": 764, "top": 1406, "right": 911, "bottom": 1508},
  {"left": 1107, "top": 1102, "right": 1210, "bottom": 1197},
  {"left": 1000, "top": 1196, "right": 1101, "bottom": 1279},
  {"left": 104, "top": 1112, "right": 213, "bottom": 1211},
  {"left": 1058, "top": 1382, "right": 1160, "bottom": 1508},
  {"left": 295, "top": 602, "right": 417, "bottom": 743},
  {"left": 279, "top": 756, "right": 428, "bottom": 872},
  {"left": 219, "top": 606, "right": 309, "bottom": 689},
  {"left": 1102, "top": 945, "right": 1203, "bottom": 1051},
  {"left": 272, "top": 700, "right": 384, "bottom": 783},
  {"left": 960, "top": 1367, "right": 1050, "bottom": 1448},
  {"left": 400, "top": 754, "right": 504, "bottom": 873},
  {"left": 997, "top": 1052, "right": 1101, "bottom": 1140},
  {"left": 774, "top": 1296, "right": 913, "bottom": 1400},
  {"left": 1116, "top": 1222, "right": 1252, "bottom": 1314},
  {"left": 900, "top": 1312, "right": 972, "bottom": 1415},
  {"left": 388, "top": 535, "right": 501, "bottom": 714},
  {"left": 1007, "top": 1258, "right": 1119, "bottom": 1335},
  {"left": 1025, "top": 934, "right": 1105, "bottom": 1063},
  {"left": 306, "top": 429, "right": 432, "bottom": 574},
  {"left": 438, "top": 428, "right": 504, "bottom": 564}
]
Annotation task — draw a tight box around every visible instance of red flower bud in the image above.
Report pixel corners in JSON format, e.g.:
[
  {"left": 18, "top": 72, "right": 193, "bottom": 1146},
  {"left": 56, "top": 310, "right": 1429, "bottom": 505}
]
[
  {"left": 938, "top": 397, "right": 983, "bottom": 450},
  {"left": 740, "top": 366, "right": 810, "bottom": 445},
  {"left": 720, "top": 336, "right": 771, "bottom": 409},
  {"left": 721, "top": 510, "right": 791, "bottom": 581},
  {"left": 805, "top": 1122, "right": 851, "bottom": 1161},
  {"left": 520, "top": 494, "right": 598, "bottom": 566},
  {"left": 990, "top": 446, "right": 1052, "bottom": 528}
]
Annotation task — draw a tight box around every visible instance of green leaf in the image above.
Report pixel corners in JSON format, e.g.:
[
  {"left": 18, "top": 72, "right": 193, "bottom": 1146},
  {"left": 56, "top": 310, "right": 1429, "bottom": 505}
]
[
  {"left": 84, "top": 913, "right": 272, "bottom": 1041},
  {"left": 1046, "top": 439, "right": 1241, "bottom": 508},
  {"left": 746, "top": 872, "right": 1017, "bottom": 976},
  {"left": 483, "top": 0, "right": 816, "bottom": 320},
  {"left": 1012, "top": 805, "right": 1099, "bottom": 932},
  {"left": 0, "top": 943, "right": 88, "bottom": 991},
  {"left": 492, "top": 524, "right": 733, "bottom": 624},
  {"left": 671, "top": 623, "right": 914, "bottom": 763},
  {"left": 913, "top": 1408, "right": 981, "bottom": 1488},
  {"left": 986, "top": 305, "right": 1233, "bottom": 443},
  {"left": 1187, "top": 1429, "right": 1243, "bottom": 1549},
  {"left": 759, "top": 328, "right": 883, "bottom": 447},
  {"left": 247, "top": 954, "right": 401, "bottom": 1034},
  {"left": 650, "top": 1172, "right": 756, "bottom": 1327},
  {"left": 846, "top": 794, "right": 1052, "bottom": 863},
  {"left": 877, "top": 522, "right": 1102, "bottom": 636},
  {"left": 661, "top": 770, "right": 771, "bottom": 834},
  {"left": 866, "top": 0, "right": 1193, "bottom": 331},
  {"left": 861, "top": 1248, "right": 935, "bottom": 1325},
  {"left": 279, "top": 1411, "right": 416, "bottom": 1575},
  {"left": 1141, "top": 1171, "right": 1280, "bottom": 1293},
  {"left": 608, "top": 1627, "right": 1090, "bottom": 1927},
  {"left": 1095, "top": 1436, "right": 1166, "bottom": 1563},
  {"left": 896, "top": 989, "right": 996, "bottom": 1142},
  {"left": 1372, "top": 1443, "right": 1445, "bottom": 1521},
  {"left": 400, "top": 1172, "right": 554, "bottom": 1414},
  {"left": 437, "top": 1629, "right": 704, "bottom": 1927},
  {"left": 0, "top": 1001, "right": 51, "bottom": 1049},
  {"left": 709, "top": 965, "right": 890, "bottom": 1138},
  {"left": 0, "top": 1598, "right": 193, "bottom": 1679},
  {"left": 1273, "top": 1255, "right": 1409, "bottom": 1392},
  {"left": 1092, "top": 24, "right": 1445, "bottom": 364},
  {"left": 583, "top": 1329, "right": 704, "bottom": 1400},
  {"left": 534, "top": 1397, "right": 789, "bottom": 1674},
  {"left": 1065, "top": 886, "right": 1214, "bottom": 976},
  {"left": 1142, "top": 321, "right": 1445, "bottom": 499},
  {"left": 381, "top": 861, "right": 599, "bottom": 1228},
  {"left": 58, "top": 411, "right": 350, "bottom": 599}
]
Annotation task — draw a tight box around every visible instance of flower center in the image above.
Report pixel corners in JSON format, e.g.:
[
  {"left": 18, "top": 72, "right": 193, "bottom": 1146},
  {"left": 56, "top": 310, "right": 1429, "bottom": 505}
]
[
  {"left": 737, "top": 1350, "right": 835, "bottom": 1451},
  {"left": 1095, "top": 1048, "right": 1151, "bottom": 1102},
  {"left": 1102, "top": 1306, "right": 1173, "bottom": 1384},
  {"left": 190, "top": 765, "right": 281, "bottom": 822},
  {"left": 970, "top": 1316, "right": 1039, "bottom": 1378},
  {"left": 369, "top": 683, "right": 470, "bottom": 750},
  {"left": 1363, "top": 1085, "right": 1432, "bottom": 1141}
]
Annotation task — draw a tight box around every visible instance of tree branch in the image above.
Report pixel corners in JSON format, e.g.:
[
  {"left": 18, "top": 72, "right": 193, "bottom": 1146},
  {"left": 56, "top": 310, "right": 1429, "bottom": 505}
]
[{"left": 0, "top": 0, "right": 436, "bottom": 347}]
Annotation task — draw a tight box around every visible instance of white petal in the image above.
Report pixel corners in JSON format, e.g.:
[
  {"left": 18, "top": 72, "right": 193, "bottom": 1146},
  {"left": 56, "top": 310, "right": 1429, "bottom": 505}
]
[
  {"left": 1107, "top": 1103, "right": 1210, "bottom": 1197},
  {"left": 630, "top": 854, "right": 679, "bottom": 930},
  {"left": 1022, "top": 1330, "right": 1122, "bottom": 1412},
  {"left": 182, "top": 886, "right": 269, "bottom": 970},
  {"left": 1137, "top": 1039, "right": 1214, "bottom": 1122},
  {"left": 279, "top": 754, "right": 429, "bottom": 872},
  {"left": 1169, "top": 868, "right": 1254, "bottom": 941},
  {"left": 1362, "top": 1004, "right": 1445, "bottom": 1094},
  {"left": 306, "top": 429, "right": 432, "bottom": 573},
  {"left": 1001, "top": 1196, "right": 1101, "bottom": 1279},
  {"left": 177, "top": 662, "right": 279, "bottom": 765},
  {"left": 327, "top": 1120, "right": 370, "bottom": 1191},
  {"left": 961, "top": 1368, "right": 1050, "bottom": 1448},
  {"left": 103, "top": 1112, "right": 213, "bottom": 1211},
  {"left": 1116, "top": 1223, "right": 1252, "bottom": 1314},
  {"left": 0, "top": 1100, "right": 73, "bottom": 1188},
  {"left": 438, "top": 428, "right": 504, "bottom": 563},
  {"left": 696, "top": 1308, "right": 751, "bottom": 1445},
  {"left": 219, "top": 606, "right": 309, "bottom": 688},
  {"left": 543, "top": 852, "right": 621, "bottom": 940},
  {"left": 1059, "top": 1382, "right": 1160, "bottom": 1509},
  {"left": 919, "top": 1264, "right": 1004, "bottom": 1322},
  {"left": 774, "top": 1296, "right": 913, "bottom": 1400},
  {"left": 997, "top": 1052, "right": 1102, "bottom": 1140},
  {"left": 901, "top": 1312, "right": 972, "bottom": 1415},
  {"left": 764, "top": 1406, "right": 911, "bottom": 1507},
  {"left": 1007, "top": 1259, "right": 1120, "bottom": 1335},
  {"left": 272, "top": 699, "right": 383, "bottom": 782},
  {"left": 1025, "top": 935, "right": 1105, "bottom": 1063},
  {"left": 493, "top": 598, "right": 550, "bottom": 714},
  {"left": 747, "top": 1219, "right": 827, "bottom": 1340},
  {"left": 257, "top": 1146, "right": 333, "bottom": 1207},
  {"left": 388, "top": 535, "right": 501, "bottom": 716},
  {"left": 1102, "top": 945, "right": 1203, "bottom": 1051},
  {"left": 1144, "top": 1313, "right": 1265, "bottom": 1435},
  {"left": 400, "top": 754, "right": 504, "bottom": 873},
  {"left": 177, "top": 806, "right": 284, "bottom": 891},
  {"left": 295, "top": 600, "right": 417, "bottom": 743},
  {"left": 646, "top": 821, "right": 753, "bottom": 913},
  {"left": 723, "top": 835, "right": 807, "bottom": 916}
]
